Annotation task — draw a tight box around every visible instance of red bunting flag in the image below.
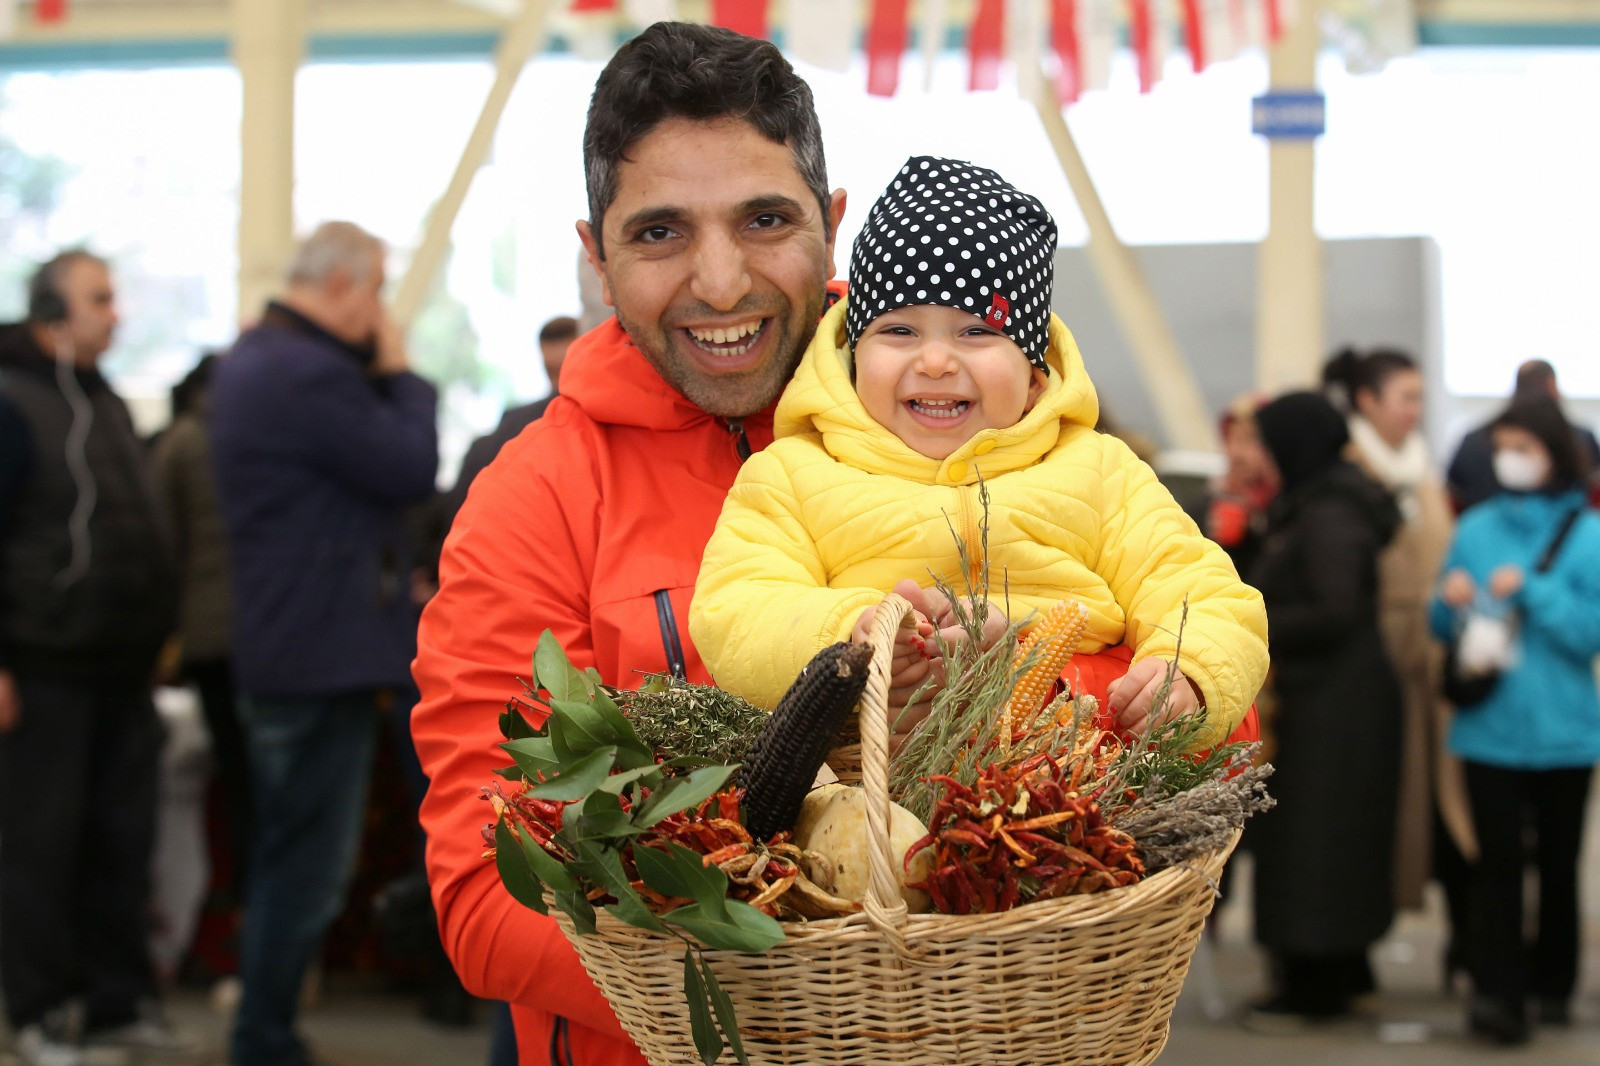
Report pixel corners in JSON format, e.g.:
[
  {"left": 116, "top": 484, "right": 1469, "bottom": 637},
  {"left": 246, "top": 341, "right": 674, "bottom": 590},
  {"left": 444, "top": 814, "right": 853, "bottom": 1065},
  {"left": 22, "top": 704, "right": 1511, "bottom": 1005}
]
[
  {"left": 711, "top": 0, "right": 769, "bottom": 39},
  {"left": 1129, "top": 0, "right": 1156, "bottom": 92},
  {"left": 1182, "top": 0, "right": 1205, "bottom": 71},
  {"left": 36, "top": 0, "right": 68, "bottom": 23},
  {"left": 1050, "top": 0, "right": 1083, "bottom": 104},
  {"left": 1265, "top": 0, "right": 1287, "bottom": 43},
  {"left": 866, "top": 0, "right": 909, "bottom": 97},
  {"left": 967, "top": 0, "right": 1006, "bottom": 92}
]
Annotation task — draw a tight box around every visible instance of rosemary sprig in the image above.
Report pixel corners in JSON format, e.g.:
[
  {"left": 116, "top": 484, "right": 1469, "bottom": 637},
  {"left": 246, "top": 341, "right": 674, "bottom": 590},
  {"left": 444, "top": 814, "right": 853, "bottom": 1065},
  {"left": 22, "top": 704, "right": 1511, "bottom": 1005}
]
[{"left": 888, "top": 480, "right": 1069, "bottom": 821}]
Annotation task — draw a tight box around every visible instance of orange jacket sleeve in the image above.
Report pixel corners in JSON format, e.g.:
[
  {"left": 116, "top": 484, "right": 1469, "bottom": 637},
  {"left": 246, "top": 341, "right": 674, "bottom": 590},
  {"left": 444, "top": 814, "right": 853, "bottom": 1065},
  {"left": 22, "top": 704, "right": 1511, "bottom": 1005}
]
[{"left": 411, "top": 416, "right": 639, "bottom": 1060}]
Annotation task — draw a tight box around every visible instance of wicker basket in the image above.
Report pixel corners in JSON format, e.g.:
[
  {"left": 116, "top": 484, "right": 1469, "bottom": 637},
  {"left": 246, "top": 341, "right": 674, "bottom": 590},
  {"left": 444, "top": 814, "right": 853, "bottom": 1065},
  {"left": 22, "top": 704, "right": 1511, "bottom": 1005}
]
[{"left": 552, "top": 594, "right": 1238, "bottom": 1065}]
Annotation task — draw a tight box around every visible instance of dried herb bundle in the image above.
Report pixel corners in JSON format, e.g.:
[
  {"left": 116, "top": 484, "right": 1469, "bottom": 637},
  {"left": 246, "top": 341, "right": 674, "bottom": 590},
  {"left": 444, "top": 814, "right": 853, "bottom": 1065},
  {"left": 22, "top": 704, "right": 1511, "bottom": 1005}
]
[
  {"left": 1112, "top": 744, "right": 1275, "bottom": 872},
  {"left": 609, "top": 675, "right": 769, "bottom": 766}
]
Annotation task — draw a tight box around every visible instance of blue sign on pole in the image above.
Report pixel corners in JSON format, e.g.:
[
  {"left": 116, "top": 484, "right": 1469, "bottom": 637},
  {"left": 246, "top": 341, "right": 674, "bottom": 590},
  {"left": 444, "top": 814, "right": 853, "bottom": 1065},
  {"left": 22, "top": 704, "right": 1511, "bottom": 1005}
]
[{"left": 1252, "top": 91, "right": 1327, "bottom": 139}]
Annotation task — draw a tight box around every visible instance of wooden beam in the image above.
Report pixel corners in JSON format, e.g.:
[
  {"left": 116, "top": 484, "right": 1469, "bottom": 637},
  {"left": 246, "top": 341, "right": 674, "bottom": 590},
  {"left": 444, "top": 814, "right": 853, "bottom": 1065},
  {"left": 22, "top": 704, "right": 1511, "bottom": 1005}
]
[
  {"left": 1255, "top": 0, "right": 1324, "bottom": 392},
  {"left": 1030, "top": 70, "right": 1219, "bottom": 453},
  {"left": 0, "top": 1, "right": 506, "bottom": 44},
  {"left": 233, "top": 0, "right": 308, "bottom": 322},
  {"left": 391, "top": 0, "right": 551, "bottom": 329}
]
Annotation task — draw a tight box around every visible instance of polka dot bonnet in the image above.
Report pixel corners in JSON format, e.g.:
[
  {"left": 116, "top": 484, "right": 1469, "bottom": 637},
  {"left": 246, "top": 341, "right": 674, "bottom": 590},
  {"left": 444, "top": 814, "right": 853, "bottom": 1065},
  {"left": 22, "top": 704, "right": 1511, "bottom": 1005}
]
[{"left": 846, "top": 156, "right": 1058, "bottom": 371}]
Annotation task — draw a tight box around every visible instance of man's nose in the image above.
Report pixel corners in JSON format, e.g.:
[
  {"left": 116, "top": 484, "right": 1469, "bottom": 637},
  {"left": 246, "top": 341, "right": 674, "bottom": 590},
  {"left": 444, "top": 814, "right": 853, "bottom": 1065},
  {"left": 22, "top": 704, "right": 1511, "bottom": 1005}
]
[{"left": 688, "top": 231, "right": 754, "bottom": 311}]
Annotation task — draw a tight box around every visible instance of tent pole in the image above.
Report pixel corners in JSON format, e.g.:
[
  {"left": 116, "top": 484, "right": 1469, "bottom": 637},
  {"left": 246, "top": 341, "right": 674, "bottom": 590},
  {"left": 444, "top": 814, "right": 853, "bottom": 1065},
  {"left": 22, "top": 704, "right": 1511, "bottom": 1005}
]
[
  {"left": 233, "top": 0, "right": 308, "bottom": 322},
  {"left": 392, "top": 0, "right": 552, "bottom": 329}
]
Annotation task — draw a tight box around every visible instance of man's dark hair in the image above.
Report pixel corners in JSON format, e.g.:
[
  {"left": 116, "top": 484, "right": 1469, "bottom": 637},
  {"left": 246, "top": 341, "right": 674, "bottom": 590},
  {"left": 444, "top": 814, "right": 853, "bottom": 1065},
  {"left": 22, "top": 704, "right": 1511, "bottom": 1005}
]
[
  {"left": 538, "top": 316, "right": 580, "bottom": 346},
  {"left": 581, "top": 22, "right": 828, "bottom": 257},
  {"left": 1490, "top": 393, "right": 1589, "bottom": 494},
  {"left": 27, "top": 250, "right": 108, "bottom": 324},
  {"left": 1513, "top": 359, "right": 1557, "bottom": 398}
]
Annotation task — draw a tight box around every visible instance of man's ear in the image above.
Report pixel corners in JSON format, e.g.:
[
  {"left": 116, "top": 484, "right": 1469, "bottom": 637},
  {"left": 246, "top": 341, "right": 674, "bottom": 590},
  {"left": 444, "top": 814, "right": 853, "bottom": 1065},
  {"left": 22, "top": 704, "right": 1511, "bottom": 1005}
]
[
  {"left": 575, "top": 220, "right": 614, "bottom": 307},
  {"left": 324, "top": 268, "right": 354, "bottom": 302},
  {"left": 823, "top": 188, "right": 848, "bottom": 281}
]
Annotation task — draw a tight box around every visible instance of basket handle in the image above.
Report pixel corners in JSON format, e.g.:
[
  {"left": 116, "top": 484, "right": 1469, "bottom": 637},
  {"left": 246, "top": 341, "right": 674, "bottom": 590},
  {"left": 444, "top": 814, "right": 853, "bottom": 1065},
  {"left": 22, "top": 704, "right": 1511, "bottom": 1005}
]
[{"left": 858, "top": 592, "right": 917, "bottom": 937}]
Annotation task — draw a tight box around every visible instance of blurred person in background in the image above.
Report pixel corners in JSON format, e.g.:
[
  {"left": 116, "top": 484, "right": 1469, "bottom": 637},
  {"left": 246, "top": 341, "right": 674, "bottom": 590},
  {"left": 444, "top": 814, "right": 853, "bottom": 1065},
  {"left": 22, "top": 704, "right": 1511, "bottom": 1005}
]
[
  {"left": 210, "top": 221, "right": 439, "bottom": 1066},
  {"left": 152, "top": 354, "right": 253, "bottom": 948},
  {"left": 1245, "top": 391, "right": 1403, "bottom": 1029},
  {"left": 449, "top": 315, "right": 579, "bottom": 508},
  {"left": 1430, "top": 394, "right": 1600, "bottom": 1046},
  {"left": 0, "top": 252, "right": 189, "bottom": 1064},
  {"left": 1322, "top": 347, "right": 1473, "bottom": 983},
  {"left": 1204, "top": 392, "right": 1277, "bottom": 579},
  {"left": 1446, "top": 360, "right": 1600, "bottom": 512}
]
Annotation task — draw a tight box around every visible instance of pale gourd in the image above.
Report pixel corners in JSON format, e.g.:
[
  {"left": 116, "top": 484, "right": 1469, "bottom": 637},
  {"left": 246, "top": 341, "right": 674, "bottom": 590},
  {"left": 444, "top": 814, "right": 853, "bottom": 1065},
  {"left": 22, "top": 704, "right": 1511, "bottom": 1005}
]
[{"left": 792, "top": 784, "right": 934, "bottom": 913}]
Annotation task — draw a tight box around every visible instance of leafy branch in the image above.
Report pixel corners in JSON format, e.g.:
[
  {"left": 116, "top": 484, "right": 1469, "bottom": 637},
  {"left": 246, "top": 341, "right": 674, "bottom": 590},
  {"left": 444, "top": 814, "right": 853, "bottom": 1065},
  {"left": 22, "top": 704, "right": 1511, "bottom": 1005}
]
[{"left": 493, "top": 631, "right": 780, "bottom": 1065}]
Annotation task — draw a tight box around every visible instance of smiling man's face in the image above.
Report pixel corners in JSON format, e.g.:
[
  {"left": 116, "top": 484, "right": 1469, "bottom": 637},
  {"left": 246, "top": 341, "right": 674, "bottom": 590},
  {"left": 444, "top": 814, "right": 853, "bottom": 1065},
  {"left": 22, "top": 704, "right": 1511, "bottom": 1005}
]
[{"left": 578, "top": 117, "right": 846, "bottom": 419}]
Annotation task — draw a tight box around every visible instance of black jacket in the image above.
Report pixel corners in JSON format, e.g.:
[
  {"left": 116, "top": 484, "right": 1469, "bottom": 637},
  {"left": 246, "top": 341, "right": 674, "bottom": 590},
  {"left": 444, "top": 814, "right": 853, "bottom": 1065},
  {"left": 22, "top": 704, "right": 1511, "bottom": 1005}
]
[
  {"left": 1249, "top": 460, "right": 1405, "bottom": 954},
  {"left": 0, "top": 323, "right": 177, "bottom": 677}
]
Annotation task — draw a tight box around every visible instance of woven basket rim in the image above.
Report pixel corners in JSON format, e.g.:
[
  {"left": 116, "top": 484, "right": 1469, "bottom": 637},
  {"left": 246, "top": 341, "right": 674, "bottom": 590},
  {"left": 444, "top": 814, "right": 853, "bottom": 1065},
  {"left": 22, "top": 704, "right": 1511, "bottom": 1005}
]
[{"left": 576, "top": 829, "right": 1236, "bottom": 950}]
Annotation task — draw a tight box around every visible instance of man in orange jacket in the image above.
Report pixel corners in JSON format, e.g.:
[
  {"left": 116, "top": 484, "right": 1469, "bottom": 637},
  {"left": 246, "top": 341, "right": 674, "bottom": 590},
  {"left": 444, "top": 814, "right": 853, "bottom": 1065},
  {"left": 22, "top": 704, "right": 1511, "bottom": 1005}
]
[{"left": 411, "top": 23, "right": 848, "bottom": 1065}]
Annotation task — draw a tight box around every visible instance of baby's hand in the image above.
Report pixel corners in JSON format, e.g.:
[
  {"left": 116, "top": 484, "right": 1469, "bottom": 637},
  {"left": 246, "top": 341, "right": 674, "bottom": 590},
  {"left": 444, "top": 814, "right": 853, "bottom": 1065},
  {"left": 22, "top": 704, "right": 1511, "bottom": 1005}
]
[
  {"left": 1440, "top": 569, "right": 1476, "bottom": 609},
  {"left": 926, "top": 595, "right": 1009, "bottom": 653},
  {"left": 1108, "top": 658, "right": 1202, "bottom": 737},
  {"left": 1488, "top": 565, "right": 1524, "bottom": 601},
  {"left": 852, "top": 601, "right": 935, "bottom": 685}
]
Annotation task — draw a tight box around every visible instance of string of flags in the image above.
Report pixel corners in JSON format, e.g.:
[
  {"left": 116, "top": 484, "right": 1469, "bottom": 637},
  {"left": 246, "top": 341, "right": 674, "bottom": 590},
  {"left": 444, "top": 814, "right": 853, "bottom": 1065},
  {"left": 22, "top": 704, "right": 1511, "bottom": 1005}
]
[
  {"left": 562, "top": 0, "right": 1297, "bottom": 103},
  {"left": 4, "top": 1, "right": 1310, "bottom": 103}
]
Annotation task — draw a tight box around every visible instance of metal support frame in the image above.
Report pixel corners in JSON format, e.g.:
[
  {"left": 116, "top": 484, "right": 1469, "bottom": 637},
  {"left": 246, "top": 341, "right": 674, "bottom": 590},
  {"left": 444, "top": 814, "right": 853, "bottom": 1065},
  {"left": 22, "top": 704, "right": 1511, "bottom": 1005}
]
[
  {"left": 391, "top": 0, "right": 551, "bottom": 329},
  {"left": 1255, "top": 1, "right": 1324, "bottom": 391},
  {"left": 1031, "top": 70, "right": 1219, "bottom": 453},
  {"left": 233, "top": 0, "right": 308, "bottom": 321}
]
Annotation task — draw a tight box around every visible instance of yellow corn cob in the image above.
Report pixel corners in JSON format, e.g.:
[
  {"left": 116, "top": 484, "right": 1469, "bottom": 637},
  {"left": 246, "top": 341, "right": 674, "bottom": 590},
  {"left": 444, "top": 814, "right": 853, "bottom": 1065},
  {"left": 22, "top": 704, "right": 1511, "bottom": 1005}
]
[{"left": 997, "top": 601, "right": 1090, "bottom": 742}]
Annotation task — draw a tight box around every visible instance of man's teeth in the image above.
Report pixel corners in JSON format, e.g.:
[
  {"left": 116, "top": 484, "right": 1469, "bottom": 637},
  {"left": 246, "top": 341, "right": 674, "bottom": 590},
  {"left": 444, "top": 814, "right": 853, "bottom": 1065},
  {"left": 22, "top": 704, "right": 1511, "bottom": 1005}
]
[
  {"left": 909, "top": 399, "right": 970, "bottom": 419},
  {"left": 688, "top": 321, "right": 765, "bottom": 353}
]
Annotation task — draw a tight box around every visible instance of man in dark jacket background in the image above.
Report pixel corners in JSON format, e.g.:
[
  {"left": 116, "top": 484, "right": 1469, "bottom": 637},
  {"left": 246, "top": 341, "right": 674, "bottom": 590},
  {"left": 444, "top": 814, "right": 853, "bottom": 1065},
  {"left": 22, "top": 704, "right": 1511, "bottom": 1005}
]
[
  {"left": 0, "top": 251, "right": 183, "bottom": 1063},
  {"left": 209, "top": 221, "right": 438, "bottom": 1066},
  {"left": 446, "top": 314, "right": 577, "bottom": 519}
]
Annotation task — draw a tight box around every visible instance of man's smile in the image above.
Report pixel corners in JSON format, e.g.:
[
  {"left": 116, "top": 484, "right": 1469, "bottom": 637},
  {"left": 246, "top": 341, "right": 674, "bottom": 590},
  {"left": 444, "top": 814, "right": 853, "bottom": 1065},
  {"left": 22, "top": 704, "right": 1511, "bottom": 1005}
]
[{"left": 685, "top": 318, "right": 769, "bottom": 357}]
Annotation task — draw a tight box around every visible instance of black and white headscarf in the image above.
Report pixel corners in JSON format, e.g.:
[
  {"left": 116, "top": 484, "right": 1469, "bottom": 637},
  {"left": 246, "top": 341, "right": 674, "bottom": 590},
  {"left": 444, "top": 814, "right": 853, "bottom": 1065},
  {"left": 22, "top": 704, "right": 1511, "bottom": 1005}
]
[{"left": 846, "top": 156, "right": 1057, "bottom": 370}]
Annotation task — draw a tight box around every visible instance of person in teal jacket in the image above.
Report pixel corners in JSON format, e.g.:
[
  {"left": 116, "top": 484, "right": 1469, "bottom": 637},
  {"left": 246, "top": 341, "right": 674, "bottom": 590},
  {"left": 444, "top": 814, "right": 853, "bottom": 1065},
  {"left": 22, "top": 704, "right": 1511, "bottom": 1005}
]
[{"left": 1430, "top": 393, "right": 1600, "bottom": 1046}]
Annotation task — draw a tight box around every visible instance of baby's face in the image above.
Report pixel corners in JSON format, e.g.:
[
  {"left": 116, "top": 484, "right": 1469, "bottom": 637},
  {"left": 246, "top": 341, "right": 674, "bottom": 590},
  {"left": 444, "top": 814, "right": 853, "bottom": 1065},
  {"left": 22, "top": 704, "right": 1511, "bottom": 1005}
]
[{"left": 854, "top": 304, "right": 1045, "bottom": 460}]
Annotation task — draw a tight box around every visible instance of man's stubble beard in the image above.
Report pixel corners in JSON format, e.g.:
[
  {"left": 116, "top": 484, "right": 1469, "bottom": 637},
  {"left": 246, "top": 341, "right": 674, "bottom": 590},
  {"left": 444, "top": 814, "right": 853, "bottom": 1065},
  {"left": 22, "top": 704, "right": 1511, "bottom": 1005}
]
[{"left": 617, "top": 286, "right": 827, "bottom": 420}]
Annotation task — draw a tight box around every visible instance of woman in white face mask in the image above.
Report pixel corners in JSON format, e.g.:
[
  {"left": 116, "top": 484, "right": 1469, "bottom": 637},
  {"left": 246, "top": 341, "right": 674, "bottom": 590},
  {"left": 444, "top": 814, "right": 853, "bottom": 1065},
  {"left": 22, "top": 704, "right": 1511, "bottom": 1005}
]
[
  {"left": 1431, "top": 393, "right": 1600, "bottom": 1046},
  {"left": 1322, "top": 348, "right": 1468, "bottom": 955}
]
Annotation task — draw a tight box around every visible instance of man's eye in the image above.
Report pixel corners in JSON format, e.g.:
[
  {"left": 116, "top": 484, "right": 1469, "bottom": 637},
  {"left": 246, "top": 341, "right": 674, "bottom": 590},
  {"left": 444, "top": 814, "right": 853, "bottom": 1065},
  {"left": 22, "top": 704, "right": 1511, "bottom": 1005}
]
[
  {"left": 749, "top": 213, "right": 788, "bottom": 230},
  {"left": 637, "top": 226, "right": 676, "bottom": 243}
]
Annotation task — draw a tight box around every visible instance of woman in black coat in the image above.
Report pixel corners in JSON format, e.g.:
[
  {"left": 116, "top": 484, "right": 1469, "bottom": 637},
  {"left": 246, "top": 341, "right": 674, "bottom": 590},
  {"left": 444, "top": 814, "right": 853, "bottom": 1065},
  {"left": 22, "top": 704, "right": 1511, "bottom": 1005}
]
[{"left": 1247, "top": 391, "right": 1404, "bottom": 1026}]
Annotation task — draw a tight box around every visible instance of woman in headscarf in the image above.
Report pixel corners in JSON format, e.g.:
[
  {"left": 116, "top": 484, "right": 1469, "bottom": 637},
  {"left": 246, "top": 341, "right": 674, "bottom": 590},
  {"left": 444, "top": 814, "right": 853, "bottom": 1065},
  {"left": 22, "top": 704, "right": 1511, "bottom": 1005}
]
[
  {"left": 1245, "top": 391, "right": 1404, "bottom": 1027},
  {"left": 1205, "top": 392, "right": 1278, "bottom": 581}
]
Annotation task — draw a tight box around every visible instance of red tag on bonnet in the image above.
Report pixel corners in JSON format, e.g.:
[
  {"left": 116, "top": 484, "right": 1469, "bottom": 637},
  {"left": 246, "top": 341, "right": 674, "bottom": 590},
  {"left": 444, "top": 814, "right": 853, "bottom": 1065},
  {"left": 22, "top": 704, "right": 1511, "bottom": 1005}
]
[{"left": 986, "top": 293, "right": 1010, "bottom": 329}]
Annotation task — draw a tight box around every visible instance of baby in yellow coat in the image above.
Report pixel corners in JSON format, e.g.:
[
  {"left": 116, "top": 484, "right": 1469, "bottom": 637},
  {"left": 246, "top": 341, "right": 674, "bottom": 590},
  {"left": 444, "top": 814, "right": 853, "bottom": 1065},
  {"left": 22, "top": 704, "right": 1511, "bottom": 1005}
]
[{"left": 690, "top": 157, "right": 1267, "bottom": 747}]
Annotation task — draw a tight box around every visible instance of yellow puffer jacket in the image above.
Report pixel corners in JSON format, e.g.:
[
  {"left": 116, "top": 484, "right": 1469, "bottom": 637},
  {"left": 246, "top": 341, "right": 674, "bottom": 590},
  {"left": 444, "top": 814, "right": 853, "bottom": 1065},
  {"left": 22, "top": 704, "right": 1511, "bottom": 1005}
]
[{"left": 690, "top": 301, "right": 1268, "bottom": 746}]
